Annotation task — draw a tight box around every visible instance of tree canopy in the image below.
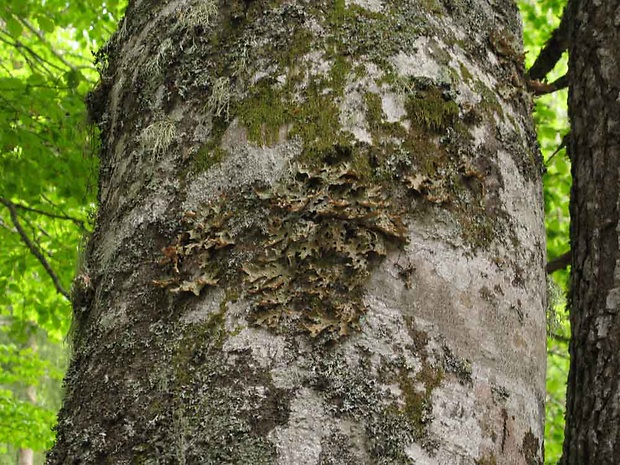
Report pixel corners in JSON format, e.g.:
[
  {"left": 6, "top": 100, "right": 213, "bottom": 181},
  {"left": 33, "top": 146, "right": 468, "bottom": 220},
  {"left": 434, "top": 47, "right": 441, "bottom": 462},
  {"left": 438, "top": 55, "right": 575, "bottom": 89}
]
[{"left": 0, "top": 0, "right": 123, "bottom": 458}]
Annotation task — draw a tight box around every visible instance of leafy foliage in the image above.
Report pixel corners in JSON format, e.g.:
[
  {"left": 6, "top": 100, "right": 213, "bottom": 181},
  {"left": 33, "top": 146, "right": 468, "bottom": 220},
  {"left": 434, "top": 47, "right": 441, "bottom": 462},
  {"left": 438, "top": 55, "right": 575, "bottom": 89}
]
[{"left": 0, "top": 0, "right": 124, "bottom": 460}]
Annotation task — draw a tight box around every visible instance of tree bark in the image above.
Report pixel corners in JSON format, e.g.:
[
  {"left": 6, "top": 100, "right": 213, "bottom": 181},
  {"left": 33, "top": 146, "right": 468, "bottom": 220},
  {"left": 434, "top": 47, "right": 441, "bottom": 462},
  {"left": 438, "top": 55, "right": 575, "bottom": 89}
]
[
  {"left": 562, "top": 0, "right": 620, "bottom": 462},
  {"left": 48, "top": 1, "right": 547, "bottom": 464}
]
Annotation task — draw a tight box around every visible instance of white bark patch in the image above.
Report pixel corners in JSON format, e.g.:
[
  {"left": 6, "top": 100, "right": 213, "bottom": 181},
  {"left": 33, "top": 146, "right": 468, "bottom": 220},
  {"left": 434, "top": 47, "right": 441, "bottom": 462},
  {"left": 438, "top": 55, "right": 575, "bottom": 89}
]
[
  {"left": 363, "top": 214, "right": 546, "bottom": 459},
  {"left": 183, "top": 126, "right": 301, "bottom": 210},
  {"left": 339, "top": 63, "right": 383, "bottom": 143},
  {"left": 224, "top": 328, "right": 289, "bottom": 369},
  {"left": 496, "top": 150, "right": 546, "bottom": 275},
  {"left": 345, "top": 0, "right": 384, "bottom": 12},
  {"left": 270, "top": 388, "right": 326, "bottom": 465},
  {"left": 98, "top": 187, "right": 173, "bottom": 269},
  {"left": 180, "top": 288, "right": 225, "bottom": 324},
  {"left": 390, "top": 38, "right": 442, "bottom": 80},
  {"left": 427, "top": 381, "right": 483, "bottom": 459},
  {"left": 340, "top": 87, "right": 373, "bottom": 143},
  {"left": 381, "top": 91, "right": 408, "bottom": 123},
  {"left": 405, "top": 443, "right": 435, "bottom": 464},
  {"left": 469, "top": 124, "right": 490, "bottom": 149},
  {"left": 354, "top": 293, "right": 423, "bottom": 374}
]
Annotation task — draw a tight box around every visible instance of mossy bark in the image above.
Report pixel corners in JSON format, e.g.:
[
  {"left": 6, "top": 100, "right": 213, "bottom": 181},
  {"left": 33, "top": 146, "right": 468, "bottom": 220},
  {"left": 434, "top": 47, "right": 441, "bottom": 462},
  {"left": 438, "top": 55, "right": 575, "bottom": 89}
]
[{"left": 48, "top": 1, "right": 546, "bottom": 464}]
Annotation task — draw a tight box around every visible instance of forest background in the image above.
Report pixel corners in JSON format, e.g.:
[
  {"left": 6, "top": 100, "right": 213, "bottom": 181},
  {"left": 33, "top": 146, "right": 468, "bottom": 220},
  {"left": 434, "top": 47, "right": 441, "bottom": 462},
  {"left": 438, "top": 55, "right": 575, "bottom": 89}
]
[{"left": 0, "top": 0, "right": 570, "bottom": 463}]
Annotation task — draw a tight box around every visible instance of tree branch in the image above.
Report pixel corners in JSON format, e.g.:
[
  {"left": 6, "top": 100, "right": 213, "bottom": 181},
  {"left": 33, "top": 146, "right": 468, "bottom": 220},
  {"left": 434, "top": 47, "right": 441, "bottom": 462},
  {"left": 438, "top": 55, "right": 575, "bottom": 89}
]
[
  {"left": 527, "top": 8, "right": 569, "bottom": 80},
  {"left": 527, "top": 74, "right": 568, "bottom": 96},
  {"left": 547, "top": 250, "right": 571, "bottom": 274},
  {"left": 1, "top": 198, "right": 70, "bottom": 300}
]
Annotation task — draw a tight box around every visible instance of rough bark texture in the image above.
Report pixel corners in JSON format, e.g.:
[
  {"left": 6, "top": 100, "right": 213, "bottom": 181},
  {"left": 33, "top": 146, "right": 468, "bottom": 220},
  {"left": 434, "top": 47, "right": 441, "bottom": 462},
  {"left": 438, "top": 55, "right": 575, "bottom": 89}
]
[
  {"left": 563, "top": 0, "right": 620, "bottom": 463},
  {"left": 48, "top": 1, "right": 546, "bottom": 464}
]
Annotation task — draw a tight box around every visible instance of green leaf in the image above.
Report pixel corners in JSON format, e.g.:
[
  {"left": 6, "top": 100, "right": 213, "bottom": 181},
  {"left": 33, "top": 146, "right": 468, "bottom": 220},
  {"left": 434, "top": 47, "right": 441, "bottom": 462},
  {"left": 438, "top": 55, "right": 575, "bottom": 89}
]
[
  {"left": 63, "top": 69, "right": 83, "bottom": 89},
  {"left": 5, "top": 16, "right": 23, "bottom": 39},
  {"left": 36, "top": 15, "right": 55, "bottom": 33}
]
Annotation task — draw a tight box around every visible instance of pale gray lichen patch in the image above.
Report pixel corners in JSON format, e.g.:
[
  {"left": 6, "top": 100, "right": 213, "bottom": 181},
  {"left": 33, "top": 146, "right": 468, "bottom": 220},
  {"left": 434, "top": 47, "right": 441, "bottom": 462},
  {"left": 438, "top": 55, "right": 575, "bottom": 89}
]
[
  {"left": 346, "top": 0, "right": 384, "bottom": 13},
  {"left": 270, "top": 388, "right": 327, "bottom": 465},
  {"left": 183, "top": 131, "right": 302, "bottom": 210},
  {"left": 139, "top": 115, "right": 177, "bottom": 155}
]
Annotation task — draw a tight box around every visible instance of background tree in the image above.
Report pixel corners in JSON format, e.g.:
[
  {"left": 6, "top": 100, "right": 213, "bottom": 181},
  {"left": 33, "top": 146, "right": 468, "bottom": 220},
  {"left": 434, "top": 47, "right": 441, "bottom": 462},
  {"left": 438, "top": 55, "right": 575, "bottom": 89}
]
[
  {"left": 46, "top": 0, "right": 548, "bottom": 463},
  {"left": 562, "top": 0, "right": 620, "bottom": 462}
]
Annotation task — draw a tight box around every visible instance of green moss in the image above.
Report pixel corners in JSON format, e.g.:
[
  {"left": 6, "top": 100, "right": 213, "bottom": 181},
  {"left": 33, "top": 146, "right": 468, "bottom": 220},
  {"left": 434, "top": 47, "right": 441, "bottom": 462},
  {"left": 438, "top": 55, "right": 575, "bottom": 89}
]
[
  {"left": 364, "top": 92, "right": 384, "bottom": 134},
  {"left": 398, "top": 364, "right": 443, "bottom": 437},
  {"left": 237, "top": 80, "right": 289, "bottom": 146},
  {"left": 459, "top": 62, "right": 473, "bottom": 82},
  {"left": 290, "top": 80, "right": 345, "bottom": 156},
  {"left": 405, "top": 87, "right": 459, "bottom": 133},
  {"left": 278, "top": 27, "right": 316, "bottom": 68},
  {"left": 194, "top": 145, "right": 228, "bottom": 171},
  {"left": 476, "top": 454, "right": 498, "bottom": 465},
  {"left": 328, "top": 54, "right": 352, "bottom": 91}
]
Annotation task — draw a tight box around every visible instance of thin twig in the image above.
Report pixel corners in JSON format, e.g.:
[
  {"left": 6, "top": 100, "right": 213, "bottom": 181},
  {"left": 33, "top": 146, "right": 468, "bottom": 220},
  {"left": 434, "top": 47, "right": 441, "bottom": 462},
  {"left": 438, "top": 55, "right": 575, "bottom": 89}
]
[
  {"left": 550, "top": 332, "right": 571, "bottom": 344},
  {"left": 18, "top": 18, "right": 76, "bottom": 70},
  {"left": 10, "top": 200, "right": 88, "bottom": 231},
  {"left": 0, "top": 198, "right": 70, "bottom": 300},
  {"left": 0, "top": 31, "right": 62, "bottom": 76},
  {"left": 546, "top": 132, "right": 570, "bottom": 166}
]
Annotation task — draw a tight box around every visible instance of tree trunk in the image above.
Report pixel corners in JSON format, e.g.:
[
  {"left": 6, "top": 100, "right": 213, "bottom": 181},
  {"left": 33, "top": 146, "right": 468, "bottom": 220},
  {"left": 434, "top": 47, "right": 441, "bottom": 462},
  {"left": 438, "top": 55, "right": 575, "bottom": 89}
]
[
  {"left": 18, "top": 447, "right": 34, "bottom": 465},
  {"left": 48, "top": 1, "right": 547, "bottom": 464},
  {"left": 19, "top": 336, "right": 37, "bottom": 465},
  {"left": 562, "top": 0, "right": 620, "bottom": 462}
]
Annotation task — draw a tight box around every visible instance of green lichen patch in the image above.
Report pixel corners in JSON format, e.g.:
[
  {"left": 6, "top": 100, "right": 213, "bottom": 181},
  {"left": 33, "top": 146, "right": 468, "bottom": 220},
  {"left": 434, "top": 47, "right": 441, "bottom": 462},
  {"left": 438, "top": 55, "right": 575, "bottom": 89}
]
[
  {"left": 153, "top": 206, "right": 236, "bottom": 296},
  {"left": 156, "top": 158, "right": 407, "bottom": 339},
  {"left": 245, "top": 161, "right": 407, "bottom": 338}
]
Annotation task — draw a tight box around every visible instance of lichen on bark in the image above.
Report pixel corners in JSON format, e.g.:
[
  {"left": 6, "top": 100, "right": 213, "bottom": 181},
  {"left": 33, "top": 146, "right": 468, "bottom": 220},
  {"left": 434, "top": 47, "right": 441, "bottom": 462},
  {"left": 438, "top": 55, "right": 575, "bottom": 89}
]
[{"left": 49, "top": 1, "right": 547, "bottom": 464}]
